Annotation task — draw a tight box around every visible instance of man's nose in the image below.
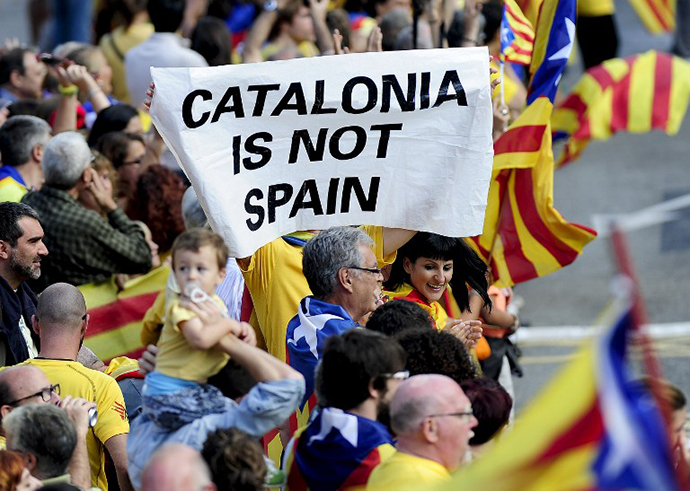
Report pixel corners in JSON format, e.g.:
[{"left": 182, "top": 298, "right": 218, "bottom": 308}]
[{"left": 39, "top": 243, "right": 48, "bottom": 256}]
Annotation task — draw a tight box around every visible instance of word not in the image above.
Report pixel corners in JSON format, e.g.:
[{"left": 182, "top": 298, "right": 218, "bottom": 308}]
[{"left": 231, "top": 123, "right": 403, "bottom": 174}]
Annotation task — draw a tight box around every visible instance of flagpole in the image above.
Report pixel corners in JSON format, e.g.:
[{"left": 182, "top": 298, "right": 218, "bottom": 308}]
[{"left": 609, "top": 223, "right": 689, "bottom": 486}]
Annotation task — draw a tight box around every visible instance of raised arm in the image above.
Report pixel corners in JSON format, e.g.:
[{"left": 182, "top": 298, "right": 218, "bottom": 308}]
[{"left": 381, "top": 228, "right": 416, "bottom": 257}]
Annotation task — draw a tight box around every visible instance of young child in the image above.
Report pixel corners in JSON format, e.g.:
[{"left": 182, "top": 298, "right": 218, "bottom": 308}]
[{"left": 142, "top": 228, "right": 249, "bottom": 430}]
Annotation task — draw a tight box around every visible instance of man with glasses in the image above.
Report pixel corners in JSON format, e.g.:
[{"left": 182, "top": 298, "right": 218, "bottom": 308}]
[
  {"left": 366, "top": 374, "right": 478, "bottom": 489},
  {"left": 17, "top": 282, "right": 132, "bottom": 491},
  {"left": 0, "top": 364, "right": 94, "bottom": 488},
  {"left": 21, "top": 131, "right": 151, "bottom": 289},
  {"left": 284, "top": 329, "right": 407, "bottom": 489},
  {"left": 286, "top": 227, "right": 387, "bottom": 428}
]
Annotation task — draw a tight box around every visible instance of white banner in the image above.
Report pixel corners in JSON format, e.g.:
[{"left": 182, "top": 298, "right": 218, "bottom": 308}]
[{"left": 150, "top": 48, "right": 494, "bottom": 258}]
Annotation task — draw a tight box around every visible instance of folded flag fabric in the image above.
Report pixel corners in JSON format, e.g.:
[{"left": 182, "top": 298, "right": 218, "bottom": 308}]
[
  {"left": 501, "top": 0, "right": 535, "bottom": 65},
  {"left": 627, "top": 0, "right": 676, "bottom": 34},
  {"left": 284, "top": 407, "right": 395, "bottom": 490},
  {"left": 446, "top": 295, "right": 679, "bottom": 490},
  {"left": 553, "top": 50, "right": 690, "bottom": 167},
  {"left": 470, "top": 0, "right": 596, "bottom": 287}
]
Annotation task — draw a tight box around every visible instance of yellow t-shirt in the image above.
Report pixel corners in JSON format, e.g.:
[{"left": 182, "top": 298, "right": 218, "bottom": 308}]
[
  {"left": 154, "top": 294, "right": 230, "bottom": 382},
  {"left": 99, "top": 23, "right": 154, "bottom": 104},
  {"left": 241, "top": 226, "right": 395, "bottom": 362},
  {"left": 578, "top": 0, "right": 615, "bottom": 17},
  {"left": 0, "top": 177, "right": 28, "bottom": 203},
  {"left": 17, "top": 358, "right": 129, "bottom": 491},
  {"left": 366, "top": 451, "right": 451, "bottom": 490}
]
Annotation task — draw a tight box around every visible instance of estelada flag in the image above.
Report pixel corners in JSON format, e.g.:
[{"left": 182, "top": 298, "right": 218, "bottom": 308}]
[
  {"left": 628, "top": 0, "right": 676, "bottom": 34},
  {"left": 501, "top": 0, "right": 535, "bottom": 66},
  {"left": 553, "top": 50, "right": 690, "bottom": 167},
  {"left": 469, "top": 0, "right": 596, "bottom": 287},
  {"left": 444, "top": 295, "right": 680, "bottom": 490}
]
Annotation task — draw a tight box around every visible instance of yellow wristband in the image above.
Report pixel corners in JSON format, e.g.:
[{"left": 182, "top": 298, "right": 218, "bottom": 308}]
[{"left": 58, "top": 85, "right": 79, "bottom": 96}]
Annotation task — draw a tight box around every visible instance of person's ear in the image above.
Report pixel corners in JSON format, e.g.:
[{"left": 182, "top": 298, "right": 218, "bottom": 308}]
[
  {"left": 217, "top": 267, "right": 227, "bottom": 285},
  {"left": 9, "top": 69, "right": 23, "bottom": 88},
  {"left": 367, "top": 378, "right": 380, "bottom": 401},
  {"left": 403, "top": 257, "right": 412, "bottom": 275},
  {"left": 338, "top": 267, "right": 354, "bottom": 293},
  {"left": 0, "top": 240, "right": 11, "bottom": 260},
  {"left": 31, "top": 314, "right": 39, "bottom": 335},
  {"left": 0, "top": 404, "right": 13, "bottom": 419},
  {"left": 81, "top": 313, "right": 89, "bottom": 338},
  {"left": 421, "top": 416, "right": 439, "bottom": 443},
  {"left": 23, "top": 452, "right": 37, "bottom": 473},
  {"left": 31, "top": 144, "right": 43, "bottom": 163}
]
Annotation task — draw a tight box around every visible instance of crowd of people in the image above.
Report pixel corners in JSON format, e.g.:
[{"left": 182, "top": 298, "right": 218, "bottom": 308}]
[{"left": 0, "top": 0, "right": 687, "bottom": 490}]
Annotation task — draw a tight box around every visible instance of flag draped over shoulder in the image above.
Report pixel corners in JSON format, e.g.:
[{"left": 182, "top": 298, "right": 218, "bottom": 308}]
[
  {"left": 286, "top": 297, "right": 357, "bottom": 432},
  {"left": 553, "top": 50, "right": 690, "bottom": 167},
  {"left": 284, "top": 407, "right": 395, "bottom": 490},
  {"left": 469, "top": 0, "right": 596, "bottom": 287},
  {"left": 81, "top": 266, "right": 169, "bottom": 361},
  {"left": 446, "top": 297, "right": 679, "bottom": 490},
  {"left": 628, "top": 0, "right": 676, "bottom": 34},
  {"left": 501, "top": 0, "right": 535, "bottom": 65}
]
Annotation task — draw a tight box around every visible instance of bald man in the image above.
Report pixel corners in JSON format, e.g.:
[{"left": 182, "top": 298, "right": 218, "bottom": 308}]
[
  {"left": 0, "top": 364, "right": 94, "bottom": 488},
  {"left": 141, "top": 444, "right": 216, "bottom": 491},
  {"left": 18, "top": 282, "right": 132, "bottom": 491},
  {"left": 366, "top": 374, "right": 477, "bottom": 489}
]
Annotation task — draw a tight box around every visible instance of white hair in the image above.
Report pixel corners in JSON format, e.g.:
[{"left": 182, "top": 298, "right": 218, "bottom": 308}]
[{"left": 42, "top": 132, "right": 92, "bottom": 189}]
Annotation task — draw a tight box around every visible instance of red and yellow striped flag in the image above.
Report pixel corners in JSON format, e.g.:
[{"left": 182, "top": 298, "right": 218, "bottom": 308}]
[
  {"left": 553, "top": 50, "right": 690, "bottom": 167},
  {"left": 514, "top": 0, "right": 543, "bottom": 26},
  {"left": 502, "top": 0, "right": 535, "bottom": 65},
  {"left": 628, "top": 0, "right": 676, "bottom": 34},
  {"left": 80, "top": 266, "right": 170, "bottom": 362},
  {"left": 469, "top": 0, "right": 596, "bottom": 287}
]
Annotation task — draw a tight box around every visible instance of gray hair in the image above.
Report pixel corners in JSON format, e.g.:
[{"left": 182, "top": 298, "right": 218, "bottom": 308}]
[
  {"left": 302, "top": 226, "right": 374, "bottom": 298},
  {"left": 181, "top": 186, "right": 210, "bottom": 230},
  {"left": 42, "top": 132, "right": 92, "bottom": 190},
  {"left": 0, "top": 115, "right": 51, "bottom": 167},
  {"left": 4, "top": 404, "right": 77, "bottom": 479},
  {"left": 390, "top": 394, "right": 436, "bottom": 435}
]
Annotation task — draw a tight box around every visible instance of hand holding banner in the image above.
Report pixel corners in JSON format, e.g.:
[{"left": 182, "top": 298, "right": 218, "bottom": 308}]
[{"left": 151, "top": 48, "right": 494, "bottom": 257}]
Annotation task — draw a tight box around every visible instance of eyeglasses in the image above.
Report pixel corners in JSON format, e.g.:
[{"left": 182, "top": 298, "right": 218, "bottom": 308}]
[
  {"left": 6, "top": 383, "right": 60, "bottom": 406},
  {"left": 348, "top": 266, "right": 382, "bottom": 276},
  {"left": 428, "top": 409, "right": 474, "bottom": 421},
  {"left": 379, "top": 370, "right": 410, "bottom": 381}
]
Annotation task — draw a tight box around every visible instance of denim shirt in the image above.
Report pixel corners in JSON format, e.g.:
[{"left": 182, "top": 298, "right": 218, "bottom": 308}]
[{"left": 126, "top": 377, "right": 305, "bottom": 488}]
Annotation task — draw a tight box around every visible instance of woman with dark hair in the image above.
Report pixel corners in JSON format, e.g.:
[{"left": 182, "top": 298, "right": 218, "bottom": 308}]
[
  {"left": 126, "top": 164, "right": 186, "bottom": 253},
  {"left": 88, "top": 103, "right": 142, "bottom": 147},
  {"left": 460, "top": 377, "right": 512, "bottom": 457},
  {"left": 96, "top": 131, "right": 146, "bottom": 209},
  {"left": 383, "top": 232, "right": 487, "bottom": 349},
  {"left": 191, "top": 17, "right": 233, "bottom": 66}
]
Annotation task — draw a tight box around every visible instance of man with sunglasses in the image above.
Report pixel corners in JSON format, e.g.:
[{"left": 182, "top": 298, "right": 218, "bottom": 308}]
[
  {"left": 366, "top": 374, "right": 478, "bottom": 489},
  {"left": 0, "top": 364, "right": 94, "bottom": 488}
]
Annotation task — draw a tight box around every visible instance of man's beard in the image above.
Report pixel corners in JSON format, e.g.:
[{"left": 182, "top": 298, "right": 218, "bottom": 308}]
[
  {"left": 10, "top": 254, "right": 41, "bottom": 281},
  {"left": 377, "top": 399, "right": 394, "bottom": 437}
]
